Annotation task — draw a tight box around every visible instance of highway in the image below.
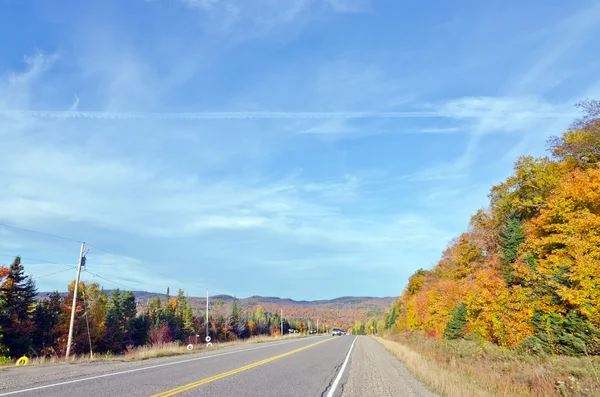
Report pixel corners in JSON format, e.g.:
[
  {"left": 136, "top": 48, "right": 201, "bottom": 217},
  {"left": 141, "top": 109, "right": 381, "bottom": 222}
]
[{"left": 0, "top": 336, "right": 437, "bottom": 397}]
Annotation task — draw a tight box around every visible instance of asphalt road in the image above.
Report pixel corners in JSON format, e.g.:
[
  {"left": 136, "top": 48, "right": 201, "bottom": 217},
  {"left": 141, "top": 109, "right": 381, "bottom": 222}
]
[
  {"left": 0, "top": 336, "right": 354, "bottom": 397},
  {"left": 0, "top": 335, "right": 436, "bottom": 397}
]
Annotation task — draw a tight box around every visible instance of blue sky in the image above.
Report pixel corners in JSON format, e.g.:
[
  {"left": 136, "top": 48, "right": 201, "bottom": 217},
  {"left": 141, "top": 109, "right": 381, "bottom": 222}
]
[{"left": 1, "top": 0, "right": 599, "bottom": 300}]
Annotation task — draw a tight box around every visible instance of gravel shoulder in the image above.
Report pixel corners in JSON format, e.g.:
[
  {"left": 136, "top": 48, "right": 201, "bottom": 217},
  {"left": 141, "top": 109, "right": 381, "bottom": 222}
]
[{"left": 342, "top": 336, "right": 438, "bottom": 397}]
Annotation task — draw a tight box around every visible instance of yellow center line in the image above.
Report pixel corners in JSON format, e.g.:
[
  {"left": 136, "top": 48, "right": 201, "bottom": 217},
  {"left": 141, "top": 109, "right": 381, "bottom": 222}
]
[{"left": 151, "top": 337, "right": 335, "bottom": 397}]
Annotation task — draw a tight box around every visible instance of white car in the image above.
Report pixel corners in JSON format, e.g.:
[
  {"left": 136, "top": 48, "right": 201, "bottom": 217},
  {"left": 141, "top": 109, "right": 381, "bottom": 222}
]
[{"left": 332, "top": 327, "right": 341, "bottom": 336}]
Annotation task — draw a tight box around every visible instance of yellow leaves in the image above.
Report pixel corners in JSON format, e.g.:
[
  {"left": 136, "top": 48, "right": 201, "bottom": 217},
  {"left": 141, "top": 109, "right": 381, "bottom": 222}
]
[
  {"left": 436, "top": 233, "right": 484, "bottom": 280},
  {"left": 523, "top": 166, "right": 600, "bottom": 327},
  {"left": 464, "top": 269, "right": 534, "bottom": 347},
  {"left": 248, "top": 319, "right": 257, "bottom": 336},
  {"left": 490, "top": 156, "right": 563, "bottom": 220}
]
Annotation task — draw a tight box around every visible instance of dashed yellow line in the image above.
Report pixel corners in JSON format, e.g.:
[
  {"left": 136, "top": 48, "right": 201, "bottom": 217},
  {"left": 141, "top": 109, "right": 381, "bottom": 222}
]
[{"left": 151, "top": 337, "right": 334, "bottom": 397}]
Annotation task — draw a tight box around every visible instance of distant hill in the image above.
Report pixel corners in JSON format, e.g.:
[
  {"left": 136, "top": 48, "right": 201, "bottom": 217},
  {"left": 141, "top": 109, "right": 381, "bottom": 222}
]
[{"left": 38, "top": 291, "right": 397, "bottom": 325}]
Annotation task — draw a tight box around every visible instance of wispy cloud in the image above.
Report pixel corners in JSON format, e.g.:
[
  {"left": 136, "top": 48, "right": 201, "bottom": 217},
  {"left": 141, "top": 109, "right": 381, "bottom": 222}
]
[
  {"left": 2, "top": 0, "right": 599, "bottom": 298},
  {"left": 325, "top": 0, "right": 370, "bottom": 14}
]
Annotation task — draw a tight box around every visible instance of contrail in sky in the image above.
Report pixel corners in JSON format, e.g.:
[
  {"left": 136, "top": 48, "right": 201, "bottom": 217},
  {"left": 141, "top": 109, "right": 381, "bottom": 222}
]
[{"left": 0, "top": 110, "right": 576, "bottom": 120}]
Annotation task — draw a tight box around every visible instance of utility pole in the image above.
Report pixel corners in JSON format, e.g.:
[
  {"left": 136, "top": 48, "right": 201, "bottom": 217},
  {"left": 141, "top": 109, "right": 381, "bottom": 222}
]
[
  {"left": 280, "top": 309, "right": 283, "bottom": 335},
  {"left": 317, "top": 319, "right": 319, "bottom": 334},
  {"left": 66, "top": 242, "right": 85, "bottom": 358},
  {"left": 206, "top": 289, "right": 209, "bottom": 340}
]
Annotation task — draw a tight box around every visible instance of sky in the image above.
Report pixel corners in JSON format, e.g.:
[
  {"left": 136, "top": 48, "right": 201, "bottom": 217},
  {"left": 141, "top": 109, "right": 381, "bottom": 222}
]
[{"left": 1, "top": 0, "right": 599, "bottom": 300}]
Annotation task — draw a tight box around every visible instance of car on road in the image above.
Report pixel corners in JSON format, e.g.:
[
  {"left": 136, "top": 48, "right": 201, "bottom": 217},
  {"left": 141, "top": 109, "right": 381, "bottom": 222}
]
[{"left": 332, "top": 327, "right": 341, "bottom": 336}]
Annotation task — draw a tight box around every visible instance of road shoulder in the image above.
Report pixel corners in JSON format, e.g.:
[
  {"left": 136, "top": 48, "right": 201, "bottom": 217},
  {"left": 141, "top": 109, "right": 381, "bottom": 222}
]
[{"left": 342, "top": 336, "right": 438, "bottom": 397}]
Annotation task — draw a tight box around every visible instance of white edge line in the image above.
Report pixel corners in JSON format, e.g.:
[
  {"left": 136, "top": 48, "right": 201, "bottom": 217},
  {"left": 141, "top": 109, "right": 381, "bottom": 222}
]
[
  {"left": 326, "top": 336, "right": 358, "bottom": 397},
  {"left": 0, "top": 338, "right": 315, "bottom": 396}
]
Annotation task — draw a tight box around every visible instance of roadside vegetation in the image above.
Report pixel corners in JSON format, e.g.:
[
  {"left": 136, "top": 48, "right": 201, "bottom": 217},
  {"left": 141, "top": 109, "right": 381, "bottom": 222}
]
[
  {"left": 0, "top": 333, "right": 307, "bottom": 368},
  {"left": 0, "top": 259, "right": 322, "bottom": 364},
  {"left": 375, "top": 332, "right": 599, "bottom": 397},
  {"left": 376, "top": 100, "right": 600, "bottom": 396}
]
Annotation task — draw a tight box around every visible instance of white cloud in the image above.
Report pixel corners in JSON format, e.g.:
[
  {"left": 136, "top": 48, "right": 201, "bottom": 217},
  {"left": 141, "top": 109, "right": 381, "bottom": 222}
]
[{"left": 436, "top": 96, "right": 574, "bottom": 133}]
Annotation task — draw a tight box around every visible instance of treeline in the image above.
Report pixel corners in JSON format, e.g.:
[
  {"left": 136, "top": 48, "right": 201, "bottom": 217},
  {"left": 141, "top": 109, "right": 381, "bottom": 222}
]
[
  {"left": 0, "top": 257, "right": 320, "bottom": 360},
  {"left": 350, "top": 318, "right": 379, "bottom": 335},
  {"left": 382, "top": 100, "right": 600, "bottom": 356}
]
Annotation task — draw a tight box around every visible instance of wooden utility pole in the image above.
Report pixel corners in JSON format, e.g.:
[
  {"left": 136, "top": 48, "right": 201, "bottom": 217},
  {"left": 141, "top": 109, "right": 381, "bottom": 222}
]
[{"left": 66, "top": 242, "right": 85, "bottom": 358}]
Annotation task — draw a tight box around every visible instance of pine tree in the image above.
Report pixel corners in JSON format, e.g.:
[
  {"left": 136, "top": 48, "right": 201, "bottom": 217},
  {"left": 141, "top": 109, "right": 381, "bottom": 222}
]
[
  {"left": 121, "top": 291, "right": 137, "bottom": 347},
  {"left": 32, "top": 291, "right": 64, "bottom": 355},
  {"left": 229, "top": 298, "right": 243, "bottom": 337},
  {"left": 498, "top": 212, "right": 525, "bottom": 285},
  {"left": 444, "top": 303, "right": 468, "bottom": 340},
  {"left": 0, "top": 256, "right": 38, "bottom": 357},
  {"left": 104, "top": 289, "right": 124, "bottom": 352},
  {"left": 385, "top": 306, "right": 397, "bottom": 330}
]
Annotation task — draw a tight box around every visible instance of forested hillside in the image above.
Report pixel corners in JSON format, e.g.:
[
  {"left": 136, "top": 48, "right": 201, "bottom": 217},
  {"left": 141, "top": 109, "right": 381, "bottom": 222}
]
[
  {"left": 380, "top": 100, "right": 600, "bottom": 356},
  {"left": 1, "top": 261, "right": 386, "bottom": 360}
]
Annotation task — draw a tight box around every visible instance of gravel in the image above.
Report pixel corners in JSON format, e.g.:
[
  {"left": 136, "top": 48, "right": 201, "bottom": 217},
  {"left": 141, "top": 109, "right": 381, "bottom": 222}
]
[{"left": 342, "top": 336, "right": 439, "bottom": 397}]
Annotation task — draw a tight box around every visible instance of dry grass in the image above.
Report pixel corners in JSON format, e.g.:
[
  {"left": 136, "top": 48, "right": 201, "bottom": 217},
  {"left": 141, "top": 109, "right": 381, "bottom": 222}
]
[
  {"left": 1, "top": 333, "right": 309, "bottom": 368},
  {"left": 373, "top": 335, "right": 495, "bottom": 397},
  {"left": 374, "top": 333, "right": 600, "bottom": 397}
]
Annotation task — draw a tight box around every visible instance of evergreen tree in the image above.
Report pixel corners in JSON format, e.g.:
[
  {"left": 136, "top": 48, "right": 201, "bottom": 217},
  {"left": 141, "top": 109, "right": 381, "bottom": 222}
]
[
  {"left": 0, "top": 298, "right": 8, "bottom": 358},
  {"left": 121, "top": 291, "right": 137, "bottom": 346},
  {"left": 522, "top": 311, "right": 600, "bottom": 356},
  {"left": 0, "top": 256, "right": 37, "bottom": 357},
  {"left": 104, "top": 289, "right": 124, "bottom": 352},
  {"left": 130, "top": 314, "right": 149, "bottom": 346},
  {"left": 228, "top": 298, "right": 247, "bottom": 338},
  {"left": 32, "top": 291, "right": 64, "bottom": 355},
  {"left": 498, "top": 212, "right": 525, "bottom": 285},
  {"left": 444, "top": 303, "right": 468, "bottom": 340},
  {"left": 385, "top": 306, "right": 397, "bottom": 330}
]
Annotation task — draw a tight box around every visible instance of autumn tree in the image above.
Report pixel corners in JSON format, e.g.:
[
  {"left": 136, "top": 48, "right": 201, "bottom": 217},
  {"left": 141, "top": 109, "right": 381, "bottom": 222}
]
[
  {"left": 489, "top": 156, "right": 562, "bottom": 221},
  {"left": 549, "top": 99, "right": 600, "bottom": 169},
  {"left": 519, "top": 167, "right": 600, "bottom": 327}
]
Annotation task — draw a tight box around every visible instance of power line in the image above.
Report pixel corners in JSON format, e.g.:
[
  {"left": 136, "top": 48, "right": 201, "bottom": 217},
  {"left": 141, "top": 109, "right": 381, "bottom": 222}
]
[
  {"left": 84, "top": 269, "right": 138, "bottom": 291},
  {"left": 0, "top": 253, "right": 69, "bottom": 266},
  {"left": 86, "top": 243, "right": 187, "bottom": 285},
  {"left": 0, "top": 222, "right": 82, "bottom": 243},
  {"left": 0, "top": 222, "right": 190, "bottom": 290},
  {"left": 30, "top": 266, "right": 77, "bottom": 280}
]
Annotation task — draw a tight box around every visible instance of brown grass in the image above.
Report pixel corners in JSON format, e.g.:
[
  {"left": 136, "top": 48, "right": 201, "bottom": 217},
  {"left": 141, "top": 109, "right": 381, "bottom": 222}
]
[
  {"left": 374, "top": 333, "right": 600, "bottom": 397},
  {"left": 1, "top": 333, "right": 309, "bottom": 368}
]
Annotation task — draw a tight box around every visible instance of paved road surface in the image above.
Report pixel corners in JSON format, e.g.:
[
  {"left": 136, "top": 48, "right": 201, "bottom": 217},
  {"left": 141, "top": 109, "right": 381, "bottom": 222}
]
[{"left": 0, "top": 336, "right": 436, "bottom": 397}]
